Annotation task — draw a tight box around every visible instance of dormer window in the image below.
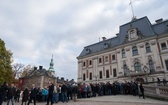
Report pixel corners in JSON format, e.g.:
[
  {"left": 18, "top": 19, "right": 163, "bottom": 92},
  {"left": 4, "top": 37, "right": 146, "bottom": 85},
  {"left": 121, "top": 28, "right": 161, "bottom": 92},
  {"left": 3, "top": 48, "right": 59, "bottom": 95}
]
[
  {"left": 85, "top": 48, "right": 91, "bottom": 54},
  {"left": 103, "top": 43, "right": 109, "bottom": 49},
  {"left": 130, "top": 30, "right": 136, "bottom": 38},
  {"left": 128, "top": 28, "right": 138, "bottom": 41}
]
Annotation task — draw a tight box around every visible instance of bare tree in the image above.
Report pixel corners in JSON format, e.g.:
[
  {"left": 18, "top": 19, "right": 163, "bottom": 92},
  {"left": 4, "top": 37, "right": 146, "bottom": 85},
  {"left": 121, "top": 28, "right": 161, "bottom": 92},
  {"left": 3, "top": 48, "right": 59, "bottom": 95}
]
[
  {"left": 12, "top": 63, "right": 24, "bottom": 78},
  {"left": 20, "top": 65, "right": 34, "bottom": 77}
]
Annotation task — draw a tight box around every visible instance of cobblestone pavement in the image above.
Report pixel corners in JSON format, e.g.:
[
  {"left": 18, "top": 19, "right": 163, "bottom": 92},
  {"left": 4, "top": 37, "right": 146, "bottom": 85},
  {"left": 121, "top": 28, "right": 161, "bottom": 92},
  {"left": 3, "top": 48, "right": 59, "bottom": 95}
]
[{"left": 2, "top": 95, "right": 168, "bottom": 105}]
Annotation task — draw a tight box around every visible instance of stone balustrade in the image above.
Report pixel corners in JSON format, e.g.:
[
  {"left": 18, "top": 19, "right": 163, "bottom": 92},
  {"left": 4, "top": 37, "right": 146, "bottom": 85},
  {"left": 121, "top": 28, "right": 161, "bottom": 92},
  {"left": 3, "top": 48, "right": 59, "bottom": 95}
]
[{"left": 143, "top": 83, "right": 168, "bottom": 100}]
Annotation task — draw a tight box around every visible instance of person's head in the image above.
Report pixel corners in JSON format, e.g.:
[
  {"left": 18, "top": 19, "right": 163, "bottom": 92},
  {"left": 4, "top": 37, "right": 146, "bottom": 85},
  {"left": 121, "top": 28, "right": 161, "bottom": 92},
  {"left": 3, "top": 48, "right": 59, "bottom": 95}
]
[
  {"left": 3, "top": 82, "right": 7, "bottom": 85},
  {"left": 32, "top": 84, "right": 35, "bottom": 88},
  {"left": 11, "top": 83, "right": 14, "bottom": 87},
  {"left": 48, "top": 82, "right": 52, "bottom": 86}
]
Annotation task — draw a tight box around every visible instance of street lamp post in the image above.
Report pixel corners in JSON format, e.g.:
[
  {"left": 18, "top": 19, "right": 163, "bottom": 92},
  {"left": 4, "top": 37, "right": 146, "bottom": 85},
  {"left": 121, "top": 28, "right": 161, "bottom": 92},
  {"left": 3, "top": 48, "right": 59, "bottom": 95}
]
[{"left": 143, "top": 65, "right": 149, "bottom": 83}]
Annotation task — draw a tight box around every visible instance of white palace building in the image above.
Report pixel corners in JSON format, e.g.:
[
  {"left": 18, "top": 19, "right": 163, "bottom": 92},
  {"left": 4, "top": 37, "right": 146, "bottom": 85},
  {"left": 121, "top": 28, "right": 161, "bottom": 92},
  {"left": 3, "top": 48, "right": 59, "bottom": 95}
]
[{"left": 77, "top": 16, "right": 168, "bottom": 83}]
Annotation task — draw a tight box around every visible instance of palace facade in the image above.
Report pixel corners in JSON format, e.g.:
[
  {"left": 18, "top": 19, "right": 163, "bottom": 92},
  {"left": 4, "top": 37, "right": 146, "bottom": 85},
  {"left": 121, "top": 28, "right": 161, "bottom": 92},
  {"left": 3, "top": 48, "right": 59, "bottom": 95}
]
[{"left": 77, "top": 16, "right": 168, "bottom": 83}]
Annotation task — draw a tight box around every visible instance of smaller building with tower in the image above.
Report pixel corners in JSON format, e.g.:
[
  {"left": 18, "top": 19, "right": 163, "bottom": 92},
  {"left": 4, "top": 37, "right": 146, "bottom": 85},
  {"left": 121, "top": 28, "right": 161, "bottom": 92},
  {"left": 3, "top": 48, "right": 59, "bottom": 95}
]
[
  {"left": 18, "top": 56, "right": 57, "bottom": 90},
  {"left": 18, "top": 55, "right": 76, "bottom": 90}
]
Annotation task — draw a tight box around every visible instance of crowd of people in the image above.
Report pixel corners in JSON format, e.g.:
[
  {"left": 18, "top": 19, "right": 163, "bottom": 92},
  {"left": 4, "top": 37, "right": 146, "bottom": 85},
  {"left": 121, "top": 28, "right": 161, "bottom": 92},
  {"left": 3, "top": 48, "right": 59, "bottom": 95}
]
[
  {"left": 0, "top": 82, "right": 21, "bottom": 105},
  {"left": 0, "top": 81, "right": 146, "bottom": 105},
  {"left": 0, "top": 82, "right": 79, "bottom": 105}
]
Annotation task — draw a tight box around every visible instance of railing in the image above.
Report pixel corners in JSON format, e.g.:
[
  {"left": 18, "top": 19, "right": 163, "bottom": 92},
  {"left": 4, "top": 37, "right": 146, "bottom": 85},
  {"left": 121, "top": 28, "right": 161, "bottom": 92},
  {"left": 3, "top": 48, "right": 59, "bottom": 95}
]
[{"left": 143, "top": 82, "right": 168, "bottom": 100}]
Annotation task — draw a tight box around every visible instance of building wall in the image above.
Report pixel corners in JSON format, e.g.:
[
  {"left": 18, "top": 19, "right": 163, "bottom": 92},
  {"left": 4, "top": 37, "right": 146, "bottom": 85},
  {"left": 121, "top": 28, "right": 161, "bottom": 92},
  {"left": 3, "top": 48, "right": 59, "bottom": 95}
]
[
  {"left": 158, "top": 34, "right": 168, "bottom": 80},
  {"left": 19, "top": 76, "right": 57, "bottom": 90},
  {"left": 77, "top": 34, "right": 168, "bottom": 84}
]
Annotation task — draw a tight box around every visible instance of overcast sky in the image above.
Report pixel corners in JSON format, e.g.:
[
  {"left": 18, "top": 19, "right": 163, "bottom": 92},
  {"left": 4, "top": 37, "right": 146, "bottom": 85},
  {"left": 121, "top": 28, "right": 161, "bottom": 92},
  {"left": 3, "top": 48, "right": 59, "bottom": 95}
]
[{"left": 0, "top": 0, "right": 168, "bottom": 81}]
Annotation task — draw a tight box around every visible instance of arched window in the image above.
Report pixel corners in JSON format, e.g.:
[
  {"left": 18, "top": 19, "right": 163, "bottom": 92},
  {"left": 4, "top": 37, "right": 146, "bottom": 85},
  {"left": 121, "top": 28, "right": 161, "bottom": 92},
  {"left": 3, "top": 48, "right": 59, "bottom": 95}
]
[
  {"left": 149, "top": 60, "right": 155, "bottom": 73},
  {"left": 132, "top": 46, "right": 138, "bottom": 56},
  {"left": 134, "top": 62, "right": 141, "bottom": 72},
  {"left": 145, "top": 43, "right": 151, "bottom": 53},
  {"left": 122, "top": 49, "right": 126, "bottom": 58}
]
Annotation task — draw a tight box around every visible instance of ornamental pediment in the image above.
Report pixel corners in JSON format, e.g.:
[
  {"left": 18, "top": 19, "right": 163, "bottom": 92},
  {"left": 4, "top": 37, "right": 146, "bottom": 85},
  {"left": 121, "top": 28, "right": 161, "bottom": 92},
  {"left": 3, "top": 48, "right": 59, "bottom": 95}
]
[{"left": 125, "top": 28, "right": 143, "bottom": 42}]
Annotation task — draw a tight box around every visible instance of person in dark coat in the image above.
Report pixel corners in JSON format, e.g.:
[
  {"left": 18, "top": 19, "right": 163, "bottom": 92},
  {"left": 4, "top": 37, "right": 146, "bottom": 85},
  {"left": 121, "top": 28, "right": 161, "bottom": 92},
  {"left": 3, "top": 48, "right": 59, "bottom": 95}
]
[
  {"left": 0, "top": 82, "right": 8, "bottom": 105},
  {"left": 163, "top": 78, "right": 167, "bottom": 86},
  {"left": 157, "top": 77, "right": 160, "bottom": 85},
  {"left": 139, "top": 83, "right": 145, "bottom": 99},
  {"left": 61, "top": 83, "right": 68, "bottom": 103},
  {"left": 15, "top": 88, "right": 21, "bottom": 102},
  {"left": 27, "top": 84, "right": 37, "bottom": 105},
  {"left": 7, "top": 83, "right": 16, "bottom": 105},
  {"left": 21, "top": 88, "right": 29, "bottom": 105},
  {"left": 46, "top": 82, "right": 54, "bottom": 105},
  {"left": 72, "top": 84, "right": 78, "bottom": 102}
]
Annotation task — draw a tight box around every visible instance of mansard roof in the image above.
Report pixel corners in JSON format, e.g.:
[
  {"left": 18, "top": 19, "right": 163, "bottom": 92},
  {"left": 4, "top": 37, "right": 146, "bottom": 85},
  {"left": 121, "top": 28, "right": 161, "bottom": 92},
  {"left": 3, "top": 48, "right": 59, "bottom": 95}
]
[
  {"left": 152, "top": 19, "right": 168, "bottom": 35},
  {"left": 77, "top": 16, "right": 168, "bottom": 58}
]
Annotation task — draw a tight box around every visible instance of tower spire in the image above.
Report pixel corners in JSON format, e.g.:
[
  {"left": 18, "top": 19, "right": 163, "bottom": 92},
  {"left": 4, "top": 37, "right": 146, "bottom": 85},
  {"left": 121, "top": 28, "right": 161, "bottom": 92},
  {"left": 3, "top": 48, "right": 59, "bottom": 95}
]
[{"left": 48, "top": 55, "right": 54, "bottom": 72}]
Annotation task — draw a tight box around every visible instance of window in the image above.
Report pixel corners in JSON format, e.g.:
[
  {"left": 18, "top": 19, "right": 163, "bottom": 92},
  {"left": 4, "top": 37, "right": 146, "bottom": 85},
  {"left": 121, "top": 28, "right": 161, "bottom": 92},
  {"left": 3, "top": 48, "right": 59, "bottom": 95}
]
[
  {"left": 83, "top": 74, "right": 85, "bottom": 81},
  {"left": 113, "top": 69, "right": 117, "bottom": 77},
  {"left": 145, "top": 43, "right": 151, "bottom": 53},
  {"left": 165, "top": 60, "right": 168, "bottom": 71},
  {"left": 99, "top": 71, "right": 102, "bottom": 79},
  {"left": 123, "top": 65, "right": 127, "bottom": 76},
  {"left": 99, "top": 58, "right": 102, "bottom": 63},
  {"left": 89, "top": 73, "right": 92, "bottom": 80},
  {"left": 149, "top": 60, "right": 155, "bottom": 73},
  {"left": 83, "top": 62, "right": 85, "bottom": 67},
  {"left": 112, "top": 55, "right": 115, "bottom": 60},
  {"left": 134, "top": 62, "right": 141, "bottom": 72},
  {"left": 161, "top": 43, "right": 167, "bottom": 50},
  {"left": 106, "top": 70, "right": 109, "bottom": 78},
  {"left": 130, "top": 30, "right": 135, "bottom": 39},
  {"left": 105, "top": 56, "right": 108, "bottom": 62},
  {"left": 132, "top": 46, "right": 138, "bottom": 56},
  {"left": 89, "top": 60, "right": 92, "bottom": 65},
  {"left": 122, "top": 49, "right": 126, "bottom": 58}
]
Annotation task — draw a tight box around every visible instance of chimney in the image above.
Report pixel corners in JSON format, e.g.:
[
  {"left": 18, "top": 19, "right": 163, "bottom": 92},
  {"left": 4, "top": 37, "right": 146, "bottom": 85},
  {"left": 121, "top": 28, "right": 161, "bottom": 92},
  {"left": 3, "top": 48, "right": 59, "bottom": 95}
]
[
  {"left": 155, "top": 18, "right": 163, "bottom": 23},
  {"left": 34, "top": 67, "right": 37, "bottom": 70},
  {"left": 102, "top": 37, "right": 106, "bottom": 41},
  {"left": 39, "top": 66, "right": 43, "bottom": 70},
  {"left": 66, "top": 79, "right": 68, "bottom": 81},
  {"left": 116, "top": 33, "right": 119, "bottom": 36},
  {"left": 61, "top": 77, "right": 64, "bottom": 81}
]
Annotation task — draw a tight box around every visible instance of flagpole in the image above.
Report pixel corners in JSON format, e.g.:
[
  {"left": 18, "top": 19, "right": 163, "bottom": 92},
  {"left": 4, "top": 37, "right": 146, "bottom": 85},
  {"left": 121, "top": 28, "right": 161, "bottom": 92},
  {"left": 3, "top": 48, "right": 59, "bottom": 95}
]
[{"left": 130, "top": 0, "right": 135, "bottom": 18}]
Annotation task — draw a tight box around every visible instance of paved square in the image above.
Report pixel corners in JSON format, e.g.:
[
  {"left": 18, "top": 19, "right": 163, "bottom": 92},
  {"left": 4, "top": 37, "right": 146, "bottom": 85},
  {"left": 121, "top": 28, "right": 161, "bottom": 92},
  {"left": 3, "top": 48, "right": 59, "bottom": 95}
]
[{"left": 2, "top": 95, "right": 168, "bottom": 105}]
